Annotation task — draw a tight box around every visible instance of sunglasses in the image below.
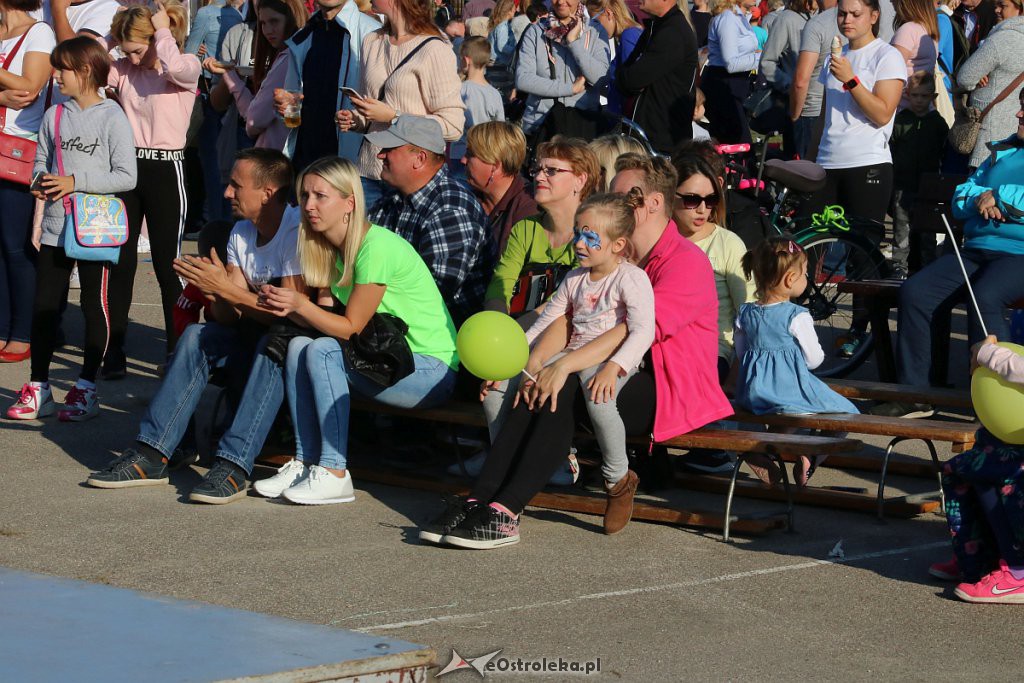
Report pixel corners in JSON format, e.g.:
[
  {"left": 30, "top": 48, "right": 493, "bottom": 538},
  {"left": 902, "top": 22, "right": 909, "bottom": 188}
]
[
  {"left": 675, "top": 192, "right": 720, "bottom": 210},
  {"left": 573, "top": 227, "right": 602, "bottom": 250},
  {"left": 531, "top": 165, "right": 574, "bottom": 178}
]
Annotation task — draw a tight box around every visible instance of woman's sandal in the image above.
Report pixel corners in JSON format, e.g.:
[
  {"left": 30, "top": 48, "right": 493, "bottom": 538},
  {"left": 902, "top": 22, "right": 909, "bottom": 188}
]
[
  {"left": 745, "top": 454, "right": 782, "bottom": 488},
  {"left": 794, "top": 456, "right": 819, "bottom": 489}
]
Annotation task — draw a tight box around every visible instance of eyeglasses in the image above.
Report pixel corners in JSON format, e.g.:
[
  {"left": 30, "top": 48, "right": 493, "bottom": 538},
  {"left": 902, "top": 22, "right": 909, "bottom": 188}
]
[
  {"left": 531, "top": 165, "right": 574, "bottom": 178},
  {"left": 573, "top": 227, "right": 602, "bottom": 250},
  {"left": 675, "top": 192, "right": 720, "bottom": 210}
]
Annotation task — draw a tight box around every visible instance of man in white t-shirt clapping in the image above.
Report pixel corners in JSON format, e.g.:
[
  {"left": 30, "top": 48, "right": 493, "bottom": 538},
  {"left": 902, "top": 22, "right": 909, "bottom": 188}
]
[{"left": 85, "top": 148, "right": 309, "bottom": 505}]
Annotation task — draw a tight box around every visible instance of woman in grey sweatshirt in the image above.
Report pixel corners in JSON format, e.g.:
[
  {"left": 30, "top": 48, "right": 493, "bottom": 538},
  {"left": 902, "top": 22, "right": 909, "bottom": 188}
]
[
  {"left": 957, "top": 15, "right": 1024, "bottom": 168},
  {"left": 7, "top": 36, "right": 136, "bottom": 424}
]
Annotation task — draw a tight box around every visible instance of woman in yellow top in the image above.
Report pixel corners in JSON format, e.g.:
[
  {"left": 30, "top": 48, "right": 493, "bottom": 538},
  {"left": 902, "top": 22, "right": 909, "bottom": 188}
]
[
  {"left": 483, "top": 136, "right": 600, "bottom": 330},
  {"left": 255, "top": 157, "right": 458, "bottom": 506}
]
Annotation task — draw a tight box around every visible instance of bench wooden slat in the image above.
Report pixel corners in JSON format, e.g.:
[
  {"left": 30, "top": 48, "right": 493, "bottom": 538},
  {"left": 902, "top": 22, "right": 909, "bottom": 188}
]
[
  {"left": 827, "top": 378, "right": 973, "bottom": 410},
  {"left": 731, "top": 411, "right": 978, "bottom": 450}
]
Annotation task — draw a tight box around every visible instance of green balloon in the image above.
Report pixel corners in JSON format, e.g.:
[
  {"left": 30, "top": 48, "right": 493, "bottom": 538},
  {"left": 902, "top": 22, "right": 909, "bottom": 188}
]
[
  {"left": 457, "top": 311, "right": 529, "bottom": 381},
  {"left": 971, "top": 341, "right": 1024, "bottom": 444}
]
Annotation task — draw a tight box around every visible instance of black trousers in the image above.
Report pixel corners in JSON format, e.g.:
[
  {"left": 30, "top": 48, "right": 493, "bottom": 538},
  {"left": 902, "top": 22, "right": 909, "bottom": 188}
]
[
  {"left": 108, "top": 152, "right": 188, "bottom": 357},
  {"left": 702, "top": 65, "right": 752, "bottom": 145},
  {"left": 31, "top": 246, "right": 110, "bottom": 383}
]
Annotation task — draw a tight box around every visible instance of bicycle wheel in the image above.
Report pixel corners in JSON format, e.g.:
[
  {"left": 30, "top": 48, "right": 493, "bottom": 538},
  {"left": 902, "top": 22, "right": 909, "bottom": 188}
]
[{"left": 793, "top": 229, "right": 886, "bottom": 378}]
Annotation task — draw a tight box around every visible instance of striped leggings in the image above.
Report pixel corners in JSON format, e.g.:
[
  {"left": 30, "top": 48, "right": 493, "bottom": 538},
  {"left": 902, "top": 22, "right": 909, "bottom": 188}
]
[
  {"left": 108, "top": 152, "right": 188, "bottom": 357},
  {"left": 30, "top": 246, "right": 110, "bottom": 383}
]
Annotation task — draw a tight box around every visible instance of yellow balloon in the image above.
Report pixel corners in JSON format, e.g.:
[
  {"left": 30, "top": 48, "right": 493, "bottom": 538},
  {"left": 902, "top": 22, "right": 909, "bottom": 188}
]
[
  {"left": 456, "top": 311, "right": 529, "bottom": 381},
  {"left": 971, "top": 342, "right": 1024, "bottom": 444}
]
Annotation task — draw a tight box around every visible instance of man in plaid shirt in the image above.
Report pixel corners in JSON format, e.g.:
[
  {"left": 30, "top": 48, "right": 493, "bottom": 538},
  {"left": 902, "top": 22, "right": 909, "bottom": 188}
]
[{"left": 367, "top": 117, "right": 496, "bottom": 325}]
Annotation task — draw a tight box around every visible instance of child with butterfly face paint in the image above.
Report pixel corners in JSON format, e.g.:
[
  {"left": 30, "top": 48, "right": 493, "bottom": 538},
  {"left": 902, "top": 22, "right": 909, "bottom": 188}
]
[{"left": 519, "top": 190, "right": 656, "bottom": 533}]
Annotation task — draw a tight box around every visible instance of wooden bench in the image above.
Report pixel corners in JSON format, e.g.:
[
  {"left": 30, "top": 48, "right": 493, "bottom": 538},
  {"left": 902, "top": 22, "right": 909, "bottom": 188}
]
[
  {"left": 335, "top": 400, "right": 869, "bottom": 542},
  {"left": 826, "top": 378, "right": 972, "bottom": 411},
  {"left": 730, "top": 410, "right": 980, "bottom": 519}
]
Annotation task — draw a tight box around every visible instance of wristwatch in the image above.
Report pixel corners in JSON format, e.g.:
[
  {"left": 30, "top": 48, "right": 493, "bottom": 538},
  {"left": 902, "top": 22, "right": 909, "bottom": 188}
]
[
  {"left": 843, "top": 76, "right": 861, "bottom": 91},
  {"left": 389, "top": 110, "right": 402, "bottom": 126}
]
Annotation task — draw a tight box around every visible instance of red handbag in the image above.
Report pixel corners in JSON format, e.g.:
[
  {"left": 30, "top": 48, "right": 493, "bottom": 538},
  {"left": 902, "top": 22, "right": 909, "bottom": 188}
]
[{"left": 0, "top": 25, "right": 41, "bottom": 185}]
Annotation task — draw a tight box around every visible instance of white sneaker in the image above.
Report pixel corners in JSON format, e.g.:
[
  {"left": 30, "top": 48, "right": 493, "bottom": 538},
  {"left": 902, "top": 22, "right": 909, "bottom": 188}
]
[
  {"left": 548, "top": 450, "right": 580, "bottom": 486},
  {"left": 69, "top": 266, "right": 81, "bottom": 290},
  {"left": 282, "top": 465, "right": 355, "bottom": 505},
  {"left": 6, "top": 383, "right": 55, "bottom": 420},
  {"left": 253, "top": 459, "right": 307, "bottom": 498},
  {"left": 58, "top": 385, "right": 99, "bottom": 422},
  {"left": 137, "top": 234, "right": 151, "bottom": 253}
]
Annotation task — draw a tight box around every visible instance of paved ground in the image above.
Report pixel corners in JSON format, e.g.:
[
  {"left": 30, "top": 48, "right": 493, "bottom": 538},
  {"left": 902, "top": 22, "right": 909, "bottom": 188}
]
[{"left": 0, "top": 249, "right": 1015, "bottom": 682}]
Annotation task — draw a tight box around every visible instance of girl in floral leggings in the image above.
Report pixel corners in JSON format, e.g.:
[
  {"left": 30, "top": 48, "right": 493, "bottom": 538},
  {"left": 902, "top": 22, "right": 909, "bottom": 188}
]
[{"left": 931, "top": 337, "right": 1024, "bottom": 604}]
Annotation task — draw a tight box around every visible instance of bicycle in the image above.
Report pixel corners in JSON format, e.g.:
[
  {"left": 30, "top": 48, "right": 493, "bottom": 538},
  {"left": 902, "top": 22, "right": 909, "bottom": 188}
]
[{"left": 719, "top": 141, "right": 888, "bottom": 378}]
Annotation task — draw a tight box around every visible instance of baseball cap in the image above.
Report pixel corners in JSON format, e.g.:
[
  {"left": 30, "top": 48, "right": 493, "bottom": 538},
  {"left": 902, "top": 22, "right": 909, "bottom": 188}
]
[{"left": 365, "top": 115, "right": 446, "bottom": 155}]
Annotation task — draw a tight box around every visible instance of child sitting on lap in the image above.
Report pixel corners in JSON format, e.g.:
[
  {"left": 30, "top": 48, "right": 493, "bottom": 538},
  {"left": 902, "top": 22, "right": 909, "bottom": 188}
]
[{"left": 733, "top": 236, "right": 858, "bottom": 487}]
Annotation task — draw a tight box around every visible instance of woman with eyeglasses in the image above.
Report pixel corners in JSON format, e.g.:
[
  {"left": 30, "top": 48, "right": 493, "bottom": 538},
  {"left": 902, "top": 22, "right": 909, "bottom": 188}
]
[{"left": 671, "top": 153, "right": 755, "bottom": 381}]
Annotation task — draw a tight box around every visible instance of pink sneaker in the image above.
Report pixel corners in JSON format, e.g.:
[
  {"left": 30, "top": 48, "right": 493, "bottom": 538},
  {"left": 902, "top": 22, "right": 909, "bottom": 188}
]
[
  {"left": 6, "top": 383, "right": 55, "bottom": 420},
  {"left": 954, "top": 562, "right": 1024, "bottom": 604},
  {"left": 928, "top": 556, "right": 961, "bottom": 581},
  {"left": 58, "top": 386, "right": 99, "bottom": 422}
]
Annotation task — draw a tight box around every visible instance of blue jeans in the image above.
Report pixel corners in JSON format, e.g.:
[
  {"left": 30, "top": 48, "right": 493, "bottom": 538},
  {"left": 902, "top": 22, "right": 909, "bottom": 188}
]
[
  {"left": 137, "top": 322, "right": 282, "bottom": 475},
  {"left": 360, "top": 177, "right": 386, "bottom": 214},
  {"left": 285, "top": 336, "right": 456, "bottom": 469},
  {"left": 896, "top": 248, "right": 1024, "bottom": 386},
  {"left": 0, "top": 180, "right": 36, "bottom": 343}
]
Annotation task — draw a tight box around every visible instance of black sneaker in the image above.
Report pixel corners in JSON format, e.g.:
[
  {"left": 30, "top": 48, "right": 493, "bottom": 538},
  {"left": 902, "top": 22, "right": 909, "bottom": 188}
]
[
  {"left": 86, "top": 447, "right": 169, "bottom": 488},
  {"left": 443, "top": 505, "right": 520, "bottom": 549},
  {"left": 419, "top": 496, "right": 481, "bottom": 545},
  {"left": 868, "top": 401, "right": 935, "bottom": 419},
  {"left": 678, "top": 449, "right": 735, "bottom": 474},
  {"left": 100, "top": 350, "right": 127, "bottom": 381},
  {"left": 189, "top": 458, "right": 248, "bottom": 504}
]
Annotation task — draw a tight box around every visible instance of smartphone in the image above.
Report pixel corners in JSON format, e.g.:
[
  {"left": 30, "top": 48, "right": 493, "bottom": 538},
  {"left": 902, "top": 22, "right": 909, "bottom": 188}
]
[
  {"left": 29, "top": 172, "right": 45, "bottom": 193},
  {"left": 340, "top": 86, "right": 365, "bottom": 101}
]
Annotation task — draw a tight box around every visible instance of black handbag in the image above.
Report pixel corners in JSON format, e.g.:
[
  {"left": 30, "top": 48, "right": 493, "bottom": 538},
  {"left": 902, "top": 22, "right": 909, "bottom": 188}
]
[{"left": 341, "top": 312, "right": 414, "bottom": 388}]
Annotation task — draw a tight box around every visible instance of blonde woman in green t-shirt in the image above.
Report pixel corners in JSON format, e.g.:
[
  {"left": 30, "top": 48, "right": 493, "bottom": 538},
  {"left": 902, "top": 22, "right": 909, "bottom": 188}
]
[{"left": 255, "top": 157, "right": 459, "bottom": 506}]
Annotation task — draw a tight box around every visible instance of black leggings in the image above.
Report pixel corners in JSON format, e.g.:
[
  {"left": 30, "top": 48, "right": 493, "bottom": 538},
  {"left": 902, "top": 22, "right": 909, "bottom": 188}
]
[
  {"left": 31, "top": 246, "right": 111, "bottom": 383},
  {"left": 108, "top": 152, "right": 188, "bottom": 357},
  {"left": 470, "top": 364, "right": 659, "bottom": 514}
]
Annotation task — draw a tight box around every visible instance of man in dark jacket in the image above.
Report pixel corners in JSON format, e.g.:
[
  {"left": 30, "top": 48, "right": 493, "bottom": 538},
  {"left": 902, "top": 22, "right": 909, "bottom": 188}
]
[
  {"left": 953, "top": 0, "right": 997, "bottom": 60},
  {"left": 615, "top": 0, "right": 699, "bottom": 155}
]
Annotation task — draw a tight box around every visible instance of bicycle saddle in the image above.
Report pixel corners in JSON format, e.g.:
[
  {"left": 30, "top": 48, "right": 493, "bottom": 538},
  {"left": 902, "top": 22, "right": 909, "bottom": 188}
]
[{"left": 763, "top": 159, "right": 826, "bottom": 194}]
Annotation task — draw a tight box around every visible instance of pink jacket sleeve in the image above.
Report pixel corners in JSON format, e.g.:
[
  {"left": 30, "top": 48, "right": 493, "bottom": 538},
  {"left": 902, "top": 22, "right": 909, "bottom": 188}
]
[
  {"left": 243, "top": 51, "right": 289, "bottom": 139},
  {"left": 608, "top": 267, "right": 656, "bottom": 372},
  {"left": 154, "top": 28, "right": 201, "bottom": 91},
  {"left": 977, "top": 343, "right": 1024, "bottom": 384}
]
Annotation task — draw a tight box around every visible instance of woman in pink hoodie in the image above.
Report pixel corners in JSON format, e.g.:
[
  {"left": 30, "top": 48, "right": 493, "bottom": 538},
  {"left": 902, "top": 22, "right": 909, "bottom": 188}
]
[
  {"left": 103, "top": 0, "right": 200, "bottom": 376},
  {"left": 419, "top": 154, "right": 732, "bottom": 550}
]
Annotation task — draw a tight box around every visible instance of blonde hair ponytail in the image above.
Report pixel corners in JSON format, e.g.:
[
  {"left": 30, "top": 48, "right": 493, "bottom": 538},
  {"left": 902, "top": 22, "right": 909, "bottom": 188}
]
[{"left": 111, "top": 1, "right": 189, "bottom": 50}]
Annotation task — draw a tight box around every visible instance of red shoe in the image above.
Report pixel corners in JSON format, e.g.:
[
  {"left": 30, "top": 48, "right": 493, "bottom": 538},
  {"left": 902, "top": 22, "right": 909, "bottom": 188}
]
[
  {"left": 928, "top": 556, "right": 961, "bottom": 581},
  {"left": 0, "top": 346, "right": 30, "bottom": 363},
  {"left": 954, "top": 562, "right": 1024, "bottom": 604}
]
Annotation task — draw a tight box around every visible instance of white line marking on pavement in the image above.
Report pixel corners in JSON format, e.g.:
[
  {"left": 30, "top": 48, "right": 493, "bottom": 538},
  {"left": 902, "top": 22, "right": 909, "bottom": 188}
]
[{"left": 355, "top": 541, "right": 949, "bottom": 633}]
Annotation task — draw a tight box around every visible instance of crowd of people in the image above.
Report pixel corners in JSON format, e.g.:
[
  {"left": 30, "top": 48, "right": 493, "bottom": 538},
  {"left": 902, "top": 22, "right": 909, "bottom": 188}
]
[{"left": 1, "top": 0, "right": 1023, "bottom": 603}]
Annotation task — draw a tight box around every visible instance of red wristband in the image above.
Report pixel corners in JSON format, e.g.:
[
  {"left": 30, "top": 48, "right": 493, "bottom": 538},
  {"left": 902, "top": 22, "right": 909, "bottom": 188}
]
[{"left": 843, "top": 76, "right": 861, "bottom": 91}]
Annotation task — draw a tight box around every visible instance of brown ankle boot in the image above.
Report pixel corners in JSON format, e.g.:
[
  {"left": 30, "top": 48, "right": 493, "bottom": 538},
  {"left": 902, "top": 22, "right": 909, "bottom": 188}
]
[{"left": 604, "top": 470, "right": 639, "bottom": 535}]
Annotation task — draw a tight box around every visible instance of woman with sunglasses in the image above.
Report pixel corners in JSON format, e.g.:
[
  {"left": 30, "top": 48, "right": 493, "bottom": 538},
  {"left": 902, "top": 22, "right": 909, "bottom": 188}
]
[{"left": 671, "top": 153, "right": 755, "bottom": 381}]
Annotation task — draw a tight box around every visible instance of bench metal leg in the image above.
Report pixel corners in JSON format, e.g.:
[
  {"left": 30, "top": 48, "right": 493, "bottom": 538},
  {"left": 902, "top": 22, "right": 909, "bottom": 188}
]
[
  {"left": 774, "top": 453, "right": 795, "bottom": 533},
  {"left": 722, "top": 455, "right": 745, "bottom": 543},
  {"left": 878, "top": 437, "right": 941, "bottom": 520}
]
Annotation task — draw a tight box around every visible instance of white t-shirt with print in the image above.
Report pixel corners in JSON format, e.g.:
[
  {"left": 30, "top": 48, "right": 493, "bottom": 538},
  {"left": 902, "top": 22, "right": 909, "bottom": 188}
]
[
  {"left": 0, "top": 23, "right": 56, "bottom": 139},
  {"left": 816, "top": 38, "right": 908, "bottom": 169},
  {"left": 30, "top": 0, "right": 121, "bottom": 38},
  {"left": 226, "top": 205, "right": 303, "bottom": 289}
]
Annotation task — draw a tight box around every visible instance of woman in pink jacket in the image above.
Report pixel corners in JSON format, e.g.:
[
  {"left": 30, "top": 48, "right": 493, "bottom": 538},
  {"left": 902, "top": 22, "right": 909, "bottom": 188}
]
[
  {"left": 104, "top": 0, "right": 200, "bottom": 376},
  {"left": 205, "top": 0, "right": 308, "bottom": 151},
  {"left": 419, "top": 154, "right": 732, "bottom": 550}
]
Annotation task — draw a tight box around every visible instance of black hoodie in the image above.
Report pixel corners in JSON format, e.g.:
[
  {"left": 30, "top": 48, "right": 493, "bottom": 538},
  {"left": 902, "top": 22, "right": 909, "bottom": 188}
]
[{"left": 616, "top": 6, "right": 699, "bottom": 155}]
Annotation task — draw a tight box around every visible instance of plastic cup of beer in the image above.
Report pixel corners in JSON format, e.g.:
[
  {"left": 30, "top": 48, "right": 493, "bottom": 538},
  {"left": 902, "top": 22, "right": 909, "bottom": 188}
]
[{"left": 283, "top": 89, "right": 302, "bottom": 128}]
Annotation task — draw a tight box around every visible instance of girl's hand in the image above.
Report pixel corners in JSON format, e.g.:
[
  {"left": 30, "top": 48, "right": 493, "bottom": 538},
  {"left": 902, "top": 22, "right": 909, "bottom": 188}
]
[
  {"left": 587, "top": 362, "right": 621, "bottom": 405},
  {"left": 977, "top": 74, "right": 989, "bottom": 88},
  {"left": 197, "top": 44, "right": 207, "bottom": 58},
  {"left": 970, "top": 334, "right": 998, "bottom": 373},
  {"left": 350, "top": 95, "right": 396, "bottom": 124},
  {"left": 258, "top": 285, "right": 308, "bottom": 317},
  {"left": 41, "top": 174, "right": 74, "bottom": 200},
  {"left": 828, "top": 54, "right": 854, "bottom": 84},
  {"left": 202, "top": 57, "right": 231, "bottom": 74},
  {"left": 566, "top": 20, "right": 583, "bottom": 44},
  {"left": 479, "top": 380, "right": 500, "bottom": 402},
  {"left": 571, "top": 75, "right": 586, "bottom": 95},
  {"left": 526, "top": 361, "right": 570, "bottom": 412},
  {"left": 273, "top": 88, "right": 301, "bottom": 116},
  {"left": 151, "top": 1, "right": 171, "bottom": 31},
  {"left": 335, "top": 109, "right": 355, "bottom": 132}
]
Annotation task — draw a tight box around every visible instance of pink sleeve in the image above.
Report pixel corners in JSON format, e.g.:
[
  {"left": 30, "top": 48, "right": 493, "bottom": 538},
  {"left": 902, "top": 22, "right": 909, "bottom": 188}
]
[
  {"left": 892, "top": 23, "right": 925, "bottom": 59},
  {"left": 224, "top": 70, "right": 254, "bottom": 117},
  {"left": 245, "top": 51, "right": 289, "bottom": 137},
  {"left": 649, "top": 243, "right": 718, "bottom": 341},
  {"left": 524, "top": 269, "right": 581, "bottom": 346},
  {"left": 608, "top": 267, "right": 656, "bottom": 372},
  {"left": 154, "top": 28, "right": 201, "bottom": 91},
  {"left": 977, "top": 343, "right": 1024, "bottom": 384},
  {"left": 108, "top": 58, "right": 125, "bottom": 89}
]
